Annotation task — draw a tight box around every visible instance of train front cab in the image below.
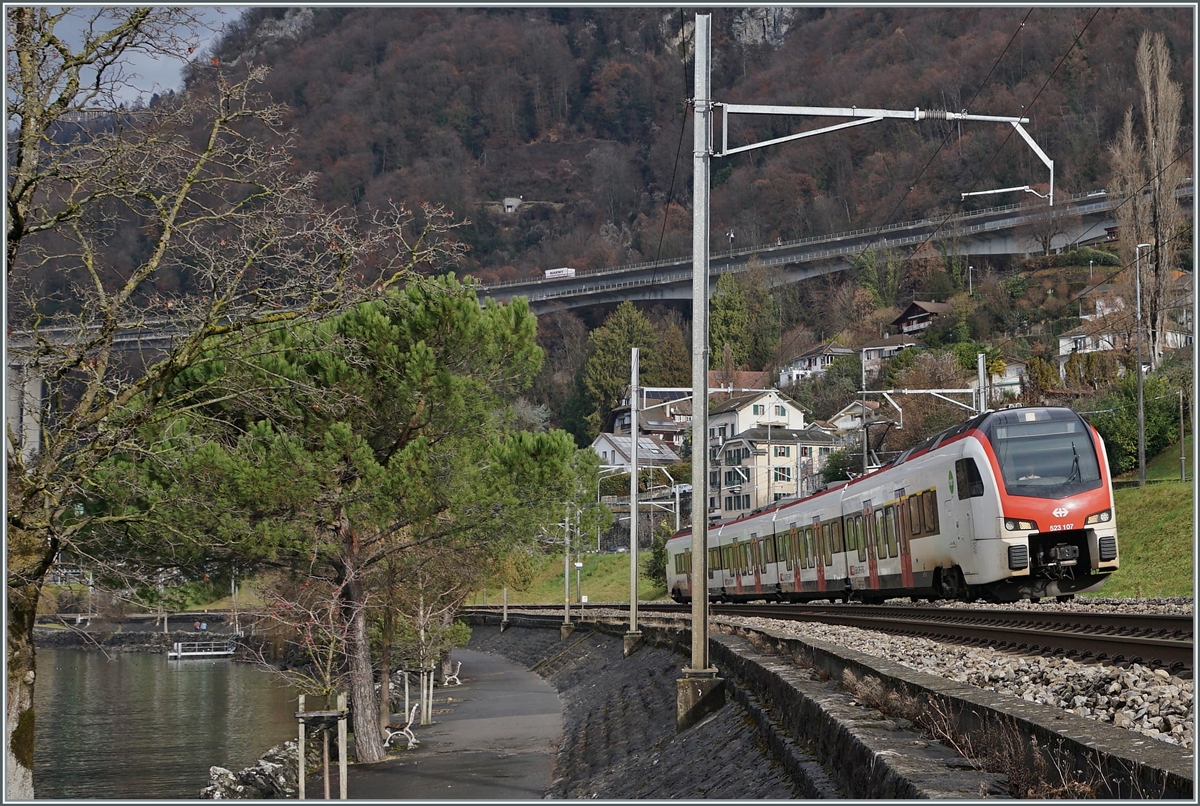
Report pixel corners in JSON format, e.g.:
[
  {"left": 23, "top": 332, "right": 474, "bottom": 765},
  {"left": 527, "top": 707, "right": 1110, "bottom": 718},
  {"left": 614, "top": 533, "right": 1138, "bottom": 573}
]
[{"left": 975, "top": 407, "right": 1119, "bottom": 601}]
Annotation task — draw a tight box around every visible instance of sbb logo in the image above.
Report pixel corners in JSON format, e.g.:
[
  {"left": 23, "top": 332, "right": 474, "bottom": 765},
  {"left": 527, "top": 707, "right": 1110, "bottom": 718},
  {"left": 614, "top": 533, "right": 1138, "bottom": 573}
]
[{"left": 1052, "top": 507, "right": 1069, "bottom": 518}]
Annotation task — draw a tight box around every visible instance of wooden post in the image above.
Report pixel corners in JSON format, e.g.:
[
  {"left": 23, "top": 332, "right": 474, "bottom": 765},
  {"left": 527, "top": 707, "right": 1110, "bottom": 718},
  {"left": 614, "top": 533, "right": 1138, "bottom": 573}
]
[
  {"left": 337, "top": 692, "right": 348, "bottom": 800},
  {"left": 323, "top": 731, "right": 330, "bottom": 799},
  {"left": 297, "top": 695, "right": 306, "bottom": 801}
]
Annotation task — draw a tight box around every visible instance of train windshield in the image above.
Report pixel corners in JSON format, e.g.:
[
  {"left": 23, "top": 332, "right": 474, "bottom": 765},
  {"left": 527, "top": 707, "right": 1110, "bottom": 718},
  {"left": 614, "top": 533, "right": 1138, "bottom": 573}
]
[{"left": 983, "top": 409, "right": 1102, "bottom": 499}]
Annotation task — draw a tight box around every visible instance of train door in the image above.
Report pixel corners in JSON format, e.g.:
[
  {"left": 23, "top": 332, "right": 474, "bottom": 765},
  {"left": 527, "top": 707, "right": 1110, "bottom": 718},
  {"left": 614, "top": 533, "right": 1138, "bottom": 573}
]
[
  {"left": 954, "top": 458, "right": 983, "bottom": 554},
  {"left": 896, "top": 498, "right": 915, "bottom": 588},
  {"left": 784, "top": 525, "right": 798, "bottom": 593},
  {"left": 813, "top": 518, "right": 826, "bottom": 592},
  {"left": 729, "top": 537, "right": 739, "bottom": 594},
  {"left": 750, "top": 534, "right": 762, "bottom": 594},
  {"left": 863, "top": 500, "right": 879, "bottom": 589}
]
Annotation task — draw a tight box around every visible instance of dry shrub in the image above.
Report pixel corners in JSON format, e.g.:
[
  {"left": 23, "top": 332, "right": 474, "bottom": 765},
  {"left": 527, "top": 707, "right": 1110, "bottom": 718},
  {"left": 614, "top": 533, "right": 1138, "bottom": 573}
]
[{"left": 842, "top": 669, "right": 1103, "bottom": 799}]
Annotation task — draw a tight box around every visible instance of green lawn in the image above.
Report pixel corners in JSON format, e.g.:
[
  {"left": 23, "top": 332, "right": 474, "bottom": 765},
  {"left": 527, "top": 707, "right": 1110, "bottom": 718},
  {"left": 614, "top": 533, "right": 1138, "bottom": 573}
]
[
  {"left": 467, "top": 551, "right": 668, "bottom": 606},
  {"left": 1101, "top": 481, "right": 1194, "bottom": 598},
  {"left": 1114, "top": 434, "right": 1193, "bottom": 483}
]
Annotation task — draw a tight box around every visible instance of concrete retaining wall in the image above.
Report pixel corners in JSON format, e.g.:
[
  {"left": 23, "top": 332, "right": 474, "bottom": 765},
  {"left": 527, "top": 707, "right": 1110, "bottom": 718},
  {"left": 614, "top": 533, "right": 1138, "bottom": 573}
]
[{"left": 474, "top": 613, "right": 1192, "bottom": 799}]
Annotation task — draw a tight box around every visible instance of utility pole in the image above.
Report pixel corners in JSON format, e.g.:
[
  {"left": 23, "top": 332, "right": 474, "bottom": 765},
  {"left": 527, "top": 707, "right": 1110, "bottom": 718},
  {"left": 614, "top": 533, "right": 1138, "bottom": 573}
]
[
  {"left": 626, "top": 348, "right": 642, "bottom": 654},
  {"left": 678, "top": 10, "right": 1055, "bottom": 731},
  {"left": 679, "top": 13, "right": 723, "bottom": 728}
]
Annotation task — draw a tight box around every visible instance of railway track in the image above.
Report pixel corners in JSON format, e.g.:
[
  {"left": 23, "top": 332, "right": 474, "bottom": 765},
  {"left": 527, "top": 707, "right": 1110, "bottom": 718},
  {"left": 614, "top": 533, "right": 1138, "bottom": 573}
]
[{"left": 474, "top": 602, "right": 1194, "bottom": 673}]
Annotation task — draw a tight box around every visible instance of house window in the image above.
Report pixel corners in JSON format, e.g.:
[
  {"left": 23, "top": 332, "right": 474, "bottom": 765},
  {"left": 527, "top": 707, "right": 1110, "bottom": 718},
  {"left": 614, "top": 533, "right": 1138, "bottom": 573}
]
[
  {"left": 774, "top": 467, "right": 792, "bottom": 482},
  {"left": 710, "top": 471, "right": 720, "bottom": 487},
  {"left": 774, "top": 445, "right": 790, "bottom": 458},
  {"left": 719, "top": 425, "right": 727, "bottom": 438},
  {"left": 753, "top": 404, "right": 765, "bottom": 415},
  {"left": 801, "top": 446, "right": 810, "bottom": 457},
  {"left": 774, "top": 405, "right": 786, "bottom": 417}
]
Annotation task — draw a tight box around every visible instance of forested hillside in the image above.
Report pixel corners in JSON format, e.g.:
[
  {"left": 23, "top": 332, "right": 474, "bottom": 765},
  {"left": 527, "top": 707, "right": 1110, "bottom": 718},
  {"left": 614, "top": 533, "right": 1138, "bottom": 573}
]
[
  {"left": 201, "top": 7, "right": 1191, "bottom": 281},
  {"left": 186, "top": 7, "right": 1192, "bottom": 449}
]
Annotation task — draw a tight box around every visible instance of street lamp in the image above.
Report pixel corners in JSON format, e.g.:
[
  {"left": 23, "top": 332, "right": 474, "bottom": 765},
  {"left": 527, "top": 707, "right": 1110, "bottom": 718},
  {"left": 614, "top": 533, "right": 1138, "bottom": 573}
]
[
  {"left": 968, "top": 265, "right": 974, "bottom": 296},
  {"left": 1135, "top": 242, "right": 1152, "bottom": 488}
]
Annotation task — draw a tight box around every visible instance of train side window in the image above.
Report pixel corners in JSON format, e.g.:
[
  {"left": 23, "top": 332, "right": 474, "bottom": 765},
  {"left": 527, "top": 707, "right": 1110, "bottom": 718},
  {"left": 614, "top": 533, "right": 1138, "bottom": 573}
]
[
  {"left": 823, "top": 528, "right": 833, "bottom": 566},
  {"left": 922, "top": 491, "right": 940, "bottom": 534},
  {"left": 786, "top": 528, "right": 797, "bottom": 570},
  {"left": 955, "top": 458, "right": 985, "bottom": 499},
  {"left": 803, "top": 527, "right": 813, "bottom": 568},
  {"left": 855, "top": 515, "right": 867, "bottom": 561},
  {"left": 764, "top": 534, "right": 776, "bottom": 564},
  {"left": 831, "top": 520, "right": 844, "bottom": 554},
  {"left": 908, "top": 496, "right": 923, "bottom": 535},
  {"left": 885, "top": 505, "right": 899, "bottom": 558}
]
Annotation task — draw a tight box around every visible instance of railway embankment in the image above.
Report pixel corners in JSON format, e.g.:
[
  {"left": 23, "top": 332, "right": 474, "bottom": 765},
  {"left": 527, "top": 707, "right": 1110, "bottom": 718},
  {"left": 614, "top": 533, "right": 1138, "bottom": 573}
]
[
  {"left": 466, "top": 612, "right": 1193, "bottom": 799},
  {"left": 468, "top": 614, "right": 1006, "bottom": 799}
]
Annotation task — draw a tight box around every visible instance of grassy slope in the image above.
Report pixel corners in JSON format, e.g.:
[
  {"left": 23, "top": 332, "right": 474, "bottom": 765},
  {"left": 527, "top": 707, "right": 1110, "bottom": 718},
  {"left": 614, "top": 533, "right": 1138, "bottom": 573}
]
[
  {"left": 1115, "top": 433, "right": 1193, "bottom": 483},
  {"left": 467, "top": 552, "right": 668, "bottom": 606},
  {"left": 471, "top": 484, "right": 1194, "bottom": 605},
  {"left": 1101, "top": 482, "right": 1194, "bottom": 598}
]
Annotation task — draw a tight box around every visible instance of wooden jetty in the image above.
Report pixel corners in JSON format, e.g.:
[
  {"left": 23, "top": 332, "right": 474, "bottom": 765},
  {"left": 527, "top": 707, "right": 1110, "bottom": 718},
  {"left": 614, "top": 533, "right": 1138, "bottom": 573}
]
[{"left": 167, "top": 640, "right": 236, "bottom": 659}]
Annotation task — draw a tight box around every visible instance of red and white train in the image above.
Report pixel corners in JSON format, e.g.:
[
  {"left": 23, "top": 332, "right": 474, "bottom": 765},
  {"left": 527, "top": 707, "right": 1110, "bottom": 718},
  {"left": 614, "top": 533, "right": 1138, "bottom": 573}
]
[{"left": 667, "top": 406, "right": 1119, "bottom": 604}]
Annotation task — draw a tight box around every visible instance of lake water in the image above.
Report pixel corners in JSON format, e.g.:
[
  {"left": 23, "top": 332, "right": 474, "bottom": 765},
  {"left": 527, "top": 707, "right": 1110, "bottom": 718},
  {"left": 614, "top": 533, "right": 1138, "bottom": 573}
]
[{"left": 33, "top": 647, "right": 300, "bottom": 799}]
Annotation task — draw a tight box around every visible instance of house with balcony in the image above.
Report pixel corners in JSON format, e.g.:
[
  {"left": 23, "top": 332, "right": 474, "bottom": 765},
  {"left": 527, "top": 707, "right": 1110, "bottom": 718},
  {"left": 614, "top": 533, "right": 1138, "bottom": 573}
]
[
  {"left": 707, "top": 391, "right": 806, "bottom": 447},
  {"left": 777, "top": 342, "right": 856, "bottom": 386},
  {"left": 891, "top": 300, "right": 953, "bottom": 335},
  {"left": 708, "top": 426, "right": 843, "bottom": 518},
  {"left": 609, "top": 389, "right": 692, "bottom": 449}
]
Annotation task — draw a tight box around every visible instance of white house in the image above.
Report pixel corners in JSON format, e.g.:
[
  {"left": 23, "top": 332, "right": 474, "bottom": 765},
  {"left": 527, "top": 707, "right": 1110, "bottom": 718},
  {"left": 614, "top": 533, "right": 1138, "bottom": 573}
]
[
  {"left": 858, "top": 334, "right": 924, "bottom": 377},
  {"left": 591, "top": 433, "right": 680, "bottom": 471},
  {"left": 778, "top": 343, "right": 856, "bottom": 386},
  {"left": 707, "top": 425, "right": 843, "bottom": 517},
  {"left": 707, "top": 391, "right": 806, "bottom": 449},
  {"left": 827, "top": 399, "right": 880, "bottom": 433}
]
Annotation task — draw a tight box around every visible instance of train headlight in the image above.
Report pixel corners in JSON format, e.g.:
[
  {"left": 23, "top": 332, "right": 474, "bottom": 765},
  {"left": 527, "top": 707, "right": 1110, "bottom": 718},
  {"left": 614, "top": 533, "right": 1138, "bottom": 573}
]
[
  {"left": 1004, "top": 518, "right": 1038, "bottom": 532},
  {"left": 1085, "top": 509, "right": 1113, "bottom": 525}
]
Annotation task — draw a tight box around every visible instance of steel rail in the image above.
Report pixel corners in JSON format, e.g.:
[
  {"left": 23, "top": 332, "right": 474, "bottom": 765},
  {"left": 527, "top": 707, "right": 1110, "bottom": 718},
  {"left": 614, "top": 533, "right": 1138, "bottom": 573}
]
[{"left": 469, "top": 602, "right": 1193, "bottom": 672}]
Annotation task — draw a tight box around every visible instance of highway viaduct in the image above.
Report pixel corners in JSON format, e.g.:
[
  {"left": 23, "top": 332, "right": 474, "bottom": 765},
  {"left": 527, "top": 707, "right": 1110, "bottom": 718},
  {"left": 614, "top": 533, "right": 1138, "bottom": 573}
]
[
  {"left": 6, "top": 186, "right": 1192, "bottom": 458},
  {"left": 480, "top": 187, "right": 1191, "bottom": 316}
]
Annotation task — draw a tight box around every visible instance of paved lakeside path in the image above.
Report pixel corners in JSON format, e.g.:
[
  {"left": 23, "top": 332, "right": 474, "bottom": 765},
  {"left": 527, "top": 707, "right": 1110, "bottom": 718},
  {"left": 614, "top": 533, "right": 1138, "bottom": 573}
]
[{"left": 306, "top": 648, "right": 562, "bottom": 800}]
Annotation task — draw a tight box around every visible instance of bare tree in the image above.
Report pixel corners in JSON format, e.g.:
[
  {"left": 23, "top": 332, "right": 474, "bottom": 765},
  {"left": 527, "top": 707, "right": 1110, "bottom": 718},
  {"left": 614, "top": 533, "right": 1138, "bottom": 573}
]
[
  {"left": 5, "top": 10, "right": 462, "bottom": 796},
  {"left": 1108, "top": 31, "right": 1187, "bottom": 369},
  {"left": 1021, "top": 191, "right": 1082, "bottom": 257}
]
